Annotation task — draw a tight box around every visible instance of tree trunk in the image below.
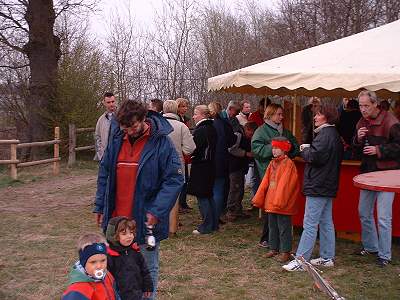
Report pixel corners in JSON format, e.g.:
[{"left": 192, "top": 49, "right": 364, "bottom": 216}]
[{"left": 24, "top": 0, "right": 61, "bottom": 145}]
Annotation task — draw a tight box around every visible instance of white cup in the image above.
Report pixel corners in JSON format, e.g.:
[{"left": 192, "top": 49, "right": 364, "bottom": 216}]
[{"left": 300, "top": 144, "right": 310, "bottom": 151}]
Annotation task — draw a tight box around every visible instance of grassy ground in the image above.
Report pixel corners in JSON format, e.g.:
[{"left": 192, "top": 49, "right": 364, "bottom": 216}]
[{"left": 0, "top": 162, "right": 399, "bottom": 299}]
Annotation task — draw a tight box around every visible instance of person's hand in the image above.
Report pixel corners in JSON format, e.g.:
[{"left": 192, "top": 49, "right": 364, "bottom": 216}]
[
  {"left": 95, "top": 213, "right": 103, "bottom": 227},
  {"left": 357, "top": 127, "right": 368, "bottom": 141},
  {"left": 363, "top": 146, "right": 377, "bottom": 155},
  {"left": 246, "top": 151, "right": 254, "bottom": 158},
  {"left": 143, "top": 292, "right": 152, "bottom": 298},
  {"left": 146, "top": 213, "right": 158, "bottom": 226}
]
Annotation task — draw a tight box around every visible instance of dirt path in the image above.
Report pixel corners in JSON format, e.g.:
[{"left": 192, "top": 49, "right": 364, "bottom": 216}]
[{"left": 0, "top": 172, "right": 97, "bottom": 213}]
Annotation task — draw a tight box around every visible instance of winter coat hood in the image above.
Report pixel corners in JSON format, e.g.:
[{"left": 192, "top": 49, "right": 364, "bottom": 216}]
[{"left": 68, "top": 261, "right": 96, "bottom": 285}]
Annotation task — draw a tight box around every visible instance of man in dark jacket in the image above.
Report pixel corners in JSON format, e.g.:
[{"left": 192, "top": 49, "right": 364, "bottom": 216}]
[
  {"left": 353, "top": 90, "right": 400, "bottom": 267},
  {"left": 94, "top": 100, "right": 184, "bottom": 298},
  {"left": 225, "top": 122, "right": 257, "bottom": 221}
]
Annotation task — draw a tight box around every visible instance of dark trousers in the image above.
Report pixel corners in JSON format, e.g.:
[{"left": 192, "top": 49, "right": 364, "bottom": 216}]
[
  {"left": 179, "top": 164, "right": 190, "bottom": 208},
  {"left": 197, "top": 197, "right": 217, "bottom": 234},
  {"left": 226, "top": 170, "right": 245, "bottom": 215},
  {"left": 260, "top": 213, "right": 269, "bottom": 243},
  {"left": 268, "top": 213, "right": 292, "bottom": 253}
]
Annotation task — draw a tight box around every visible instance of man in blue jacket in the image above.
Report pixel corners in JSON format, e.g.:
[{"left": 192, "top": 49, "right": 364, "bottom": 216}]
[{"left": 94, "top": 100, "right": 184, "bottom": 299}]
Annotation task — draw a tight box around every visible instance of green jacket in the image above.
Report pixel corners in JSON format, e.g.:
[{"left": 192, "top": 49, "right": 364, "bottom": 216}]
[{"left": 251, "top": 123, "right": 299, "bottom": 177}]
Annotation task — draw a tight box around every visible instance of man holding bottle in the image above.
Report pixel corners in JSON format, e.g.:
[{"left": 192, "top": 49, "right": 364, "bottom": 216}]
[{"left": 353, "top": 90, "right": 400, "bottom": 267}]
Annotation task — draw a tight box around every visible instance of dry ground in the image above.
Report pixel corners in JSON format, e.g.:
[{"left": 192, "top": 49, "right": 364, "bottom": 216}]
[{"left": 0, "top": 162, "right": 399, "bottom": 300}]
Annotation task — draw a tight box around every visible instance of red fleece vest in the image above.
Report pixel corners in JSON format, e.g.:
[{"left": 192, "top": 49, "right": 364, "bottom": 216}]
[{"left": 113, "top": 126, "right": 150, "bottom": 218}]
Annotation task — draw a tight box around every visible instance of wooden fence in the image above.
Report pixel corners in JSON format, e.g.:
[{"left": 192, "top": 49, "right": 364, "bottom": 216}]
[
  {"left": 68, "top": 124, "right": 95, "bottom": 167},
  {"left": 0, "top": 127, "right": 61, "bottom": 180}
]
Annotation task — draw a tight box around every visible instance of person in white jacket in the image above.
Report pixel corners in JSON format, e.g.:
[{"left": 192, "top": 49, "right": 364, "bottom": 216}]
[
  {"left": 236, "top": 100, "right": 251, "bottom": 126},
  {"left": 163, "top": 100, "right": 196, "bottom": 235}
]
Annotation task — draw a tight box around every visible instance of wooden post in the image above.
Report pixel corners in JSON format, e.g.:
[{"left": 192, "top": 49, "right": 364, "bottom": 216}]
[
  {"left": 10, "top": 142, "right": 17, "bottom": 180},
  {"left": 68, "top": 124, "right": 76, "bottom": 167},
  {"left": 53, "top": 127, "right": 60, "bottom": 175}
]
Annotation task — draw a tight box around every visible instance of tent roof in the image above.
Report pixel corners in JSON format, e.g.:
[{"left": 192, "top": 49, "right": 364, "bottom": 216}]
[{"left": 207, "top": 20, "right": 400, "bottom": 98}]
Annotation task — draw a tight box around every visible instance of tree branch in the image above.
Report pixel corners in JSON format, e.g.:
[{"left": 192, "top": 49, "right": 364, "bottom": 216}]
[
  {"left": 0, "top": 32, "right": 25, "bottom": 54},
  {"left": 0, "top": 63, "right": 29, "bottom": 69},
  {"left": 0, "top": 6, "right": 28, "bottom": 33}
]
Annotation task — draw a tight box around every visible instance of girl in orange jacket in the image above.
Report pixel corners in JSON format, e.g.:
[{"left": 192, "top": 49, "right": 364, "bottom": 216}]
[{"left": 252, "top": 137, "right": 300, "bottom": 262}]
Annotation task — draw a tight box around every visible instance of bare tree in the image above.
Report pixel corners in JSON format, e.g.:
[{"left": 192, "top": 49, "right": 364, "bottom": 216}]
[{"left": 0, "top": 0, "right": 96, "bottom": 145}]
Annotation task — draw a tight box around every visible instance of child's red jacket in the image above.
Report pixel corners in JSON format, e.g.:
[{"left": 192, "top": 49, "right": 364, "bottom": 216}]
[
  {"left": 252, "top": 155, "right": 300, "bottom": 215},
  {"left": 62, "top": 261, "right": 119, "bottom": 300}
]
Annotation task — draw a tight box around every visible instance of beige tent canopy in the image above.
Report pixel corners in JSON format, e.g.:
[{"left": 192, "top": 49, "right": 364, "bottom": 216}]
[{"left": 207, "top": 20, "right": 400, "bottom": 99}]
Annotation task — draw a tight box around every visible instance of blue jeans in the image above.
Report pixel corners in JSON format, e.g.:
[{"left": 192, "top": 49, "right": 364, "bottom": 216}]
[
  {"left": 197, "top": 197, "right": 216, "bottom": 233},
  {"left": 139, "top": 242, "right": 160, "bottom": 300},
  {"left": 296, "top": 196, "right": 335, "bottom": 261},
  {"left": 359, "top": 190, "right": 395, "bottom": 260},
  {"left": 213, "top": 177, "right": 226, "bottom": 227}
]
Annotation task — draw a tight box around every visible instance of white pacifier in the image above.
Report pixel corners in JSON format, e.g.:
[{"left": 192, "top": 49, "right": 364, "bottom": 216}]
[{"left": 94, "top": 269, "right": 105, "bottom": 280}]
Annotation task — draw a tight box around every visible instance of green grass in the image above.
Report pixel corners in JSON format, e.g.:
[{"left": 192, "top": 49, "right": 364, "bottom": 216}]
[{"left": 0, "top": 162, "right": 399, "bottom": 299}]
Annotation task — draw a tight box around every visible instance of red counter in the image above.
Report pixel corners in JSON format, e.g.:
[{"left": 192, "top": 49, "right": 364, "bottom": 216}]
[{"left": 293, "top": 160, "right": 400, "bottom": 237}]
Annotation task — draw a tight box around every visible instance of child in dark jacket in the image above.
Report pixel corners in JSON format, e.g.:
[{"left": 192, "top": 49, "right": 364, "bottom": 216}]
[
  {"left": 62, "top": 232, "right": 120, "bottom": 300},
  {"left": 106, "top": 217, "right": 154, "bottom": 300}
]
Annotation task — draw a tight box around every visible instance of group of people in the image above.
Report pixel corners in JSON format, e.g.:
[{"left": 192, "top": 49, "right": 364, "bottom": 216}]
[{"left": 62, "top": 89, "right": 400, "bottom": 299}]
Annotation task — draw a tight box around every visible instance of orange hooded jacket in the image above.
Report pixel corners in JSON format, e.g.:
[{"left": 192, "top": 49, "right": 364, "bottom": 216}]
[{"left": 252, "top": 155, "right": 300, "bottom": 215}]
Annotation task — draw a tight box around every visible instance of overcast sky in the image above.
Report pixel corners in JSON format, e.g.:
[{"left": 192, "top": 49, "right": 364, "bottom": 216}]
[{"left": 89, "top": 0, "right": 279, "bottom": 41}]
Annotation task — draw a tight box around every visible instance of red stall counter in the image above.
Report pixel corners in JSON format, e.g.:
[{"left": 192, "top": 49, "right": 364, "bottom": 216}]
[{"left": 293, "top": 159, "right": 400, "bottom": 237}]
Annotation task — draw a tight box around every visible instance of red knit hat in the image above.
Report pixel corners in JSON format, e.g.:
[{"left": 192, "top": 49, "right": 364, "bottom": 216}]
[{"left": 271, "top": 139, "right": 291, "bottom": 152}]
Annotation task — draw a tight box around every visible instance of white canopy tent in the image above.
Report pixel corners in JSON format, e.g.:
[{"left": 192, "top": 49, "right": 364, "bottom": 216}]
[{"left": 207, "top": 20, "right": 400, "bottom": 99}]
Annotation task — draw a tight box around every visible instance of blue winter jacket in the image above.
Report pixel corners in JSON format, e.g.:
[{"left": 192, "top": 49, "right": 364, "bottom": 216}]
[{"left": 94, "top": 110, "right": 184, "bottom": 244}]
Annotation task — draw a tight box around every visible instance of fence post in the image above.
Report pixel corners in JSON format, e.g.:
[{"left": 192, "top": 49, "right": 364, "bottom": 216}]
[
  {"left": 53, "top": 127, "right": 60, "bottom": 175},
  {"left": 10, "top": 142, "right": 17, "bottom": 180},
  {"left": 68, "top": 124, "right": 76, "bottom": 167}
]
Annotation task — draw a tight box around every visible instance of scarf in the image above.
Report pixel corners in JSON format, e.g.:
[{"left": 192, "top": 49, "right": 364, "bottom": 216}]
[
  {"left": 265, "top": 119, "right": 283, "bottom": 135},
  {"left": 314, "top": 123, "right": 335, "bottom": 134}
]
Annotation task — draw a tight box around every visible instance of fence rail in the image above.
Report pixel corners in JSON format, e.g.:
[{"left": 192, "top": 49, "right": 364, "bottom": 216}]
[
  {"left": 0, "top": 127, "right": 60, "bottom": 180},
  {"left": 68, "top": 124, "right": 95, "bottom": 166}
]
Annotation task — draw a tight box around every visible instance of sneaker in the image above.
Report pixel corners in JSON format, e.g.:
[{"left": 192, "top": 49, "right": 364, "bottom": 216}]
[
  {"left": 192, "top": 229, "right": 201, "bottom": 235},
  {"left": 258, "top": 241, "right": 269, "bottom": 248},
  {"left": 377, "top": 257, "right": 390, "bottom": 267},
  {"left": 310, "top": 257, "right": 334, "bottom": 267},
  {"left": 282, "top": 259, "right": 304, "bottom": 272},
  {"left": 354, "top": 248, "right": 378, "bottom": 256}
]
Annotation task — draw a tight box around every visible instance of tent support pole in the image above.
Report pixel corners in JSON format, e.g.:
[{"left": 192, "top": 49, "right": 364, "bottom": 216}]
[{"left": 292, "top": 94, "right": 298, "bottom": 135}]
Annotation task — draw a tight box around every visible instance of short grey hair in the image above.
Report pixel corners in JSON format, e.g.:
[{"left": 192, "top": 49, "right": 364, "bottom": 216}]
[
  {"left": 358, "top": 90, "right": 379, "bottom": 104},
  {"left": 227, "top": 100, "right": 240, "bottom": 112},
  {"left": 163, "top": 100, "right": 178, "bottom": 114}
]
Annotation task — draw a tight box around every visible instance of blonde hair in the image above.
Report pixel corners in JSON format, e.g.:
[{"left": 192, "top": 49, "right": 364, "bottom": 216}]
[
  {"left": 176, "top": 97, "right": 189, "bottom": 107},
  {"left": 208, "top": 101, "right": 222, "bottom": 118},
  {"left": 264, "top": 103, "right": 283, "bottom": 120},
  {"left": 194, "top": 105, "right": 211, "bottom": 119},
  {"left": 77, "top": 233, "right": 106, "bottom": 251},
  {"left": 163, "top": 100, "right": 178, "bottom": 114}
]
